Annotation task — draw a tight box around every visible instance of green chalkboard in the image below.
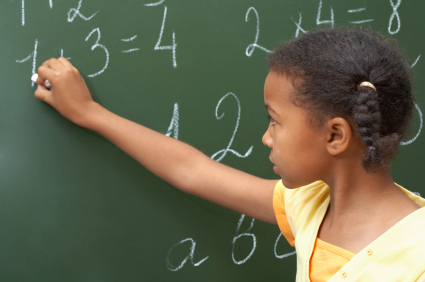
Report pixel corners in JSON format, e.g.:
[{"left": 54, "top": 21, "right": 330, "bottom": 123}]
[{"left": 1, "top": 0, "right": 424, "bottom": 281}]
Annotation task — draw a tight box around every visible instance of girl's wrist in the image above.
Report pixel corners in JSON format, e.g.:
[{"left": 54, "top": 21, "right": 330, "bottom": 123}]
[{"left": 75, "top": 101, "right": 106, "bottom": 130}]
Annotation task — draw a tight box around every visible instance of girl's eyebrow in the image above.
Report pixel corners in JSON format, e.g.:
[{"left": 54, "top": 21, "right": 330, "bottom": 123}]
[{"left": 265, "top": 104, "right": 279, "bottom": 115}]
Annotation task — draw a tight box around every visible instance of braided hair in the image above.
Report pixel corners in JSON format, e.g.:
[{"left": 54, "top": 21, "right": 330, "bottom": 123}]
[{"left": 267, "top": 27, "right": 414, "bottom": 173}]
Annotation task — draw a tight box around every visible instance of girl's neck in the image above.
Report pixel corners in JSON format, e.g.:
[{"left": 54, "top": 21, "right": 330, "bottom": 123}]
[
  {"left": 318, "top": 164, "right": 420, "bottom": 254},
  {"left": 322, "top": 163, "right": 420, "bottom": 232}
]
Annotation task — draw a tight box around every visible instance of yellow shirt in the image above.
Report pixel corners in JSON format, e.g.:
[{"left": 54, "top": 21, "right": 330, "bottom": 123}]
[{"left": 273, "top": 180, "right": 425, "bottom": 282}]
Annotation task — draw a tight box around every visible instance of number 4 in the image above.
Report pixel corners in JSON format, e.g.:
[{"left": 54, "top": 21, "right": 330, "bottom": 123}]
[{"left": 155, "top": 6, "right": 177, "bottom": 68}]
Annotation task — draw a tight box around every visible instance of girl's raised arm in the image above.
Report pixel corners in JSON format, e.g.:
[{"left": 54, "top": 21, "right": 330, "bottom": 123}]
[{"left": 34, "top": 57, "right": 278, "bottom": 224}]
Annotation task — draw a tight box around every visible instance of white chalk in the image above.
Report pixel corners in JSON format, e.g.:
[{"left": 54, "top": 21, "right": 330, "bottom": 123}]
[{"left": 31, "top": 73, "right": 51, "bottom": 89}]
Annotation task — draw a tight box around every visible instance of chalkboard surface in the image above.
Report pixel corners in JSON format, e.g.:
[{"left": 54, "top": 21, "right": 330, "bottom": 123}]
[{"left": 1, "top": 0, "right": 424, "bottom": 281}]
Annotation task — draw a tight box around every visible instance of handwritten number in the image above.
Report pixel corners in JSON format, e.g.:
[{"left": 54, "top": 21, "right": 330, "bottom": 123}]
[
  {"left": 85, "top": 28, "right": 109, "bottom": 77},
  {"left": 165, "top": 103, "right": 179, "bottom": 139},
  {"left": 400, "top": 103, "right": 423, "bottom": 146},
  {"left": 16, "top": 39, "right": 38, "bottom": 86},
  {"left": 388, "top": 0, "right": 402, "bottom": 35},
  {"left": 155, "top": 6, "right": 177, "bottom": 68},
  {"left": 211, "top": 93, "right": 253, "bottom": 162},
  {"left": 400, "top": 56, "right": 422, "bottom": 146},
  {"left": 21, "top": 0, "right": 25, "bottom": 26},
  {"left": 67, "top": 0, "right": 98, "bottom": 22},
  {"left": 316, "top": 0, "right": 334, "bottom": 28},
  {"left": 21, "top": 0, "right": 53, "bottom": 26},
  {"left": 245, "top": 7, "right": 271, "bottom": 57}
]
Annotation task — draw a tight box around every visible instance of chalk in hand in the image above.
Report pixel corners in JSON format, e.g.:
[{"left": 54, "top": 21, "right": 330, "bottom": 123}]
[{"left": 31, "top": 74, "right": 51, "bottom": 89}]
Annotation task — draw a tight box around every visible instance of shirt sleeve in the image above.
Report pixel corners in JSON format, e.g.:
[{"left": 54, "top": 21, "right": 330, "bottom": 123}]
[
  {"left": 416, "top": 272, "right": 425, "bottom": 282},
  {"left": 273, "top": 180, "right": 296, "bottom": 247}
]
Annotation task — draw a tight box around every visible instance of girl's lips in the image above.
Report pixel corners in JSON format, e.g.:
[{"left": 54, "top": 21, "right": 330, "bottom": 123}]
[{"left": 273, "top": 165, "right": 280, "bottom": 175}]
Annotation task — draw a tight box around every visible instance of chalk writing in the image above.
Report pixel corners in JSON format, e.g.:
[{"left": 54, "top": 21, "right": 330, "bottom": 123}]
[
  {"left": 121, "top": 49, "right": 140, "bottom": 54},
  {"left": 166, "top": 238, "right": 209, "bottom": 271},
  {"left": 211, "top": 93, "right": 254, "bottom": 162},
  {"left": 400, "top": 103, "right": 423, "bottom": 146},
  {"left": 165, "top": 103, "right": 179, "bottom": 139},
  {"left": 20, "top": 1, "right": 53, "bottom": 25},
  {"left": 60, "top": 49, "right": 71, "bottom": 60},
  {"left": 121, "top": 35, "right": 140, "bottom": 53},
  {"left": 388, "top": 0, "right": 402, "bottom": 35},
  {"left": 412, "top": 55, "right": 421, "bottom": 68},
  {"left": 292, "top": 13, "right": 307, "bottom": 38},
  {"left": 348, "top": 8, "right": 366, "bottom": 13},
  {"left": 274, "top": 233, "right": 296, "bottom": 259},
  {"left": 316, "top": 0, "right": 334, "bottom": 28},
  {"left": 245, "top": 7, "right": 271, "bottom": 57},
  {"left": 12, "top": 2, "right": 424, "bottom": 278},
  {"left": 21, "top": 0, "right": 25, "bottom": 26},
  {"left": 154, "top": 6, "right": 177, "bottom": 68},
  {"left": 145, "top": 0, "right": 164, "bottom": 7},
  {"left": 232, "top": 214, "right": 256, "bottom": 265},
  {"left": 400, "top": 55, "right": 422, "bottom": 145},
  {"left": 16, "top": 39, "right": 38, "bottom": 86},
  {"left": 121, "top": 35, "right": 137, "bottom": 42},
  {"left": 85, "top": 28, "right": 109, "bottom": 77},
  {"left": 348, "top": 7, "right": 374, "bottom": 24},
  {"left": 67, "top": 0, "right": 98, "bottom": 23}
]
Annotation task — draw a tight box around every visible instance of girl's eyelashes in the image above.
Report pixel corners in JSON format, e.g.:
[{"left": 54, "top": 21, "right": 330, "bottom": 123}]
[{"left": 267, "top": 114, "right": 277, "bottom": 125}]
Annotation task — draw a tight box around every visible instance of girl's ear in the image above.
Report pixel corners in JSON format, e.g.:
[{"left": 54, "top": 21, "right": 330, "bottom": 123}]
[{"left": 325, "top": 117, "right": 352, "bottom": 155}]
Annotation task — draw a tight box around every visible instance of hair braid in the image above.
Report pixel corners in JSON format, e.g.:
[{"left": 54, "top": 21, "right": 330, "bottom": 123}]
[{"left": 352, "top": 86, "right": 382, "bottom": 171}]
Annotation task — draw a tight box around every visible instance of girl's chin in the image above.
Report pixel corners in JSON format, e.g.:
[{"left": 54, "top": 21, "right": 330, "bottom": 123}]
[{"left": 273, "top": 165, "right": 280, "bottom": 175}]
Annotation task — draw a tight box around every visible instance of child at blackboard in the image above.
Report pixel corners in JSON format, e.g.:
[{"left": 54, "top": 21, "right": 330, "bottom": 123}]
[{"left": 34, "top": 27, "right": 425, "bottom": 281}]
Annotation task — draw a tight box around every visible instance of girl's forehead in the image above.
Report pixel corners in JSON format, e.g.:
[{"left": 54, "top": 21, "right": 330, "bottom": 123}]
[
  {"left": 264, "top": 72, "right": 294, "bottom": 105},
  {"left": 264, "top": 72, "right": 311, "bottom": 122}
]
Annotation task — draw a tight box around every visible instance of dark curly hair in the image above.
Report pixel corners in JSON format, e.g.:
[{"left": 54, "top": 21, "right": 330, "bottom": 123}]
[{"left": 267, "top": 27, "right": 414, "bottom": 173}]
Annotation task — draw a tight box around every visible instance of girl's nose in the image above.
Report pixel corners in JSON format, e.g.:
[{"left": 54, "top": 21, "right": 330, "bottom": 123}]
[{"left": 262, "top": 125, "right": 273, "bottom": 148}]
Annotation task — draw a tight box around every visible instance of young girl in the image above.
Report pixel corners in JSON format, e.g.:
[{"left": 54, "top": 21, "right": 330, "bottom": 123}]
[{"left": 34, "top": 27, "right": 425, "bottom": 281}]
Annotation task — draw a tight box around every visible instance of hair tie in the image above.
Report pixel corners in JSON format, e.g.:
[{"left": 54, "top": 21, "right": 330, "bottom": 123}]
[
  {"left": 368, "top": 146, "right": 376, "bottom": 150},
  {"left": 359, "top": 81, "right": 376, "bottom": 91}
]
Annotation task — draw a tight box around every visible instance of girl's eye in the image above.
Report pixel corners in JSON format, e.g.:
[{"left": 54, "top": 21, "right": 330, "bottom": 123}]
[{"left": 267, "top": 114, "right": 277, "bottom": 125}]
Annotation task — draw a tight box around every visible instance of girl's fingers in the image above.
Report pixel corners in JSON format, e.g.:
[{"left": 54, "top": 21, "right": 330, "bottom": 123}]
[
  {"left": 34, "top": 84, "right": 52, "bottom": 105},
  {"left": 41, "top": 57, "right": 65, "bottom": 71},
  {"left": 57, "top": 57, "right": 74, "bottom": 69},
  {"left": 34, "top": 57, "right": 93, "bottom": 124},
  {"left": 36, "top": 65, "right": 57, "bottom": 85}
]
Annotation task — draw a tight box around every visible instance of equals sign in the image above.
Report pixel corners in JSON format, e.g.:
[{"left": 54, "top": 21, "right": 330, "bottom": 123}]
[{"left": 121, "top": 35, "right": 139, "bottom": 53}]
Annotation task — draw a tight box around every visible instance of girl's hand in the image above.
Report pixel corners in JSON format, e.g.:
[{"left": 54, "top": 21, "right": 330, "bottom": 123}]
[{"left": 34, "top": 57, "right": 97, "bottom": 127}]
